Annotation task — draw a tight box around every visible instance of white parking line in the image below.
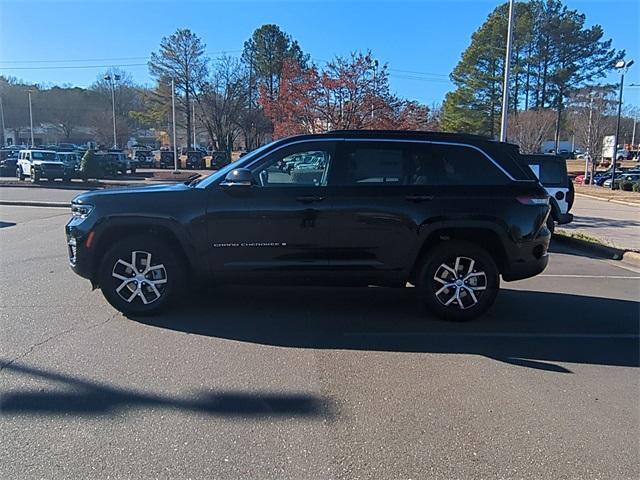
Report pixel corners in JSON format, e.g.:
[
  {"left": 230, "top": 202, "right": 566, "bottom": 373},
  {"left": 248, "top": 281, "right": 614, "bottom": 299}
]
[
  {"left": 343, "top": 332, "right": 639, "bottom": 339},
  {"left": 539, "top": 274, "right": 640, "bottom": 279}
]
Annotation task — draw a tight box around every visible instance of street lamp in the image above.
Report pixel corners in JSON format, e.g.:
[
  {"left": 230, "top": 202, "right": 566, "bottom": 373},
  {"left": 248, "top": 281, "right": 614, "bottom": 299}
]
[
  {"left": 611, "top": 59, "right": 634, "bottom": 189},
  {"left": 499, "top": 0, "right": 515, "bottom": 142},
  {"left": 104, "top": 72, "right": 121, "bottom": 149},
  {"left": 171, "top": 78, "right": 178, "bottom": 172}
]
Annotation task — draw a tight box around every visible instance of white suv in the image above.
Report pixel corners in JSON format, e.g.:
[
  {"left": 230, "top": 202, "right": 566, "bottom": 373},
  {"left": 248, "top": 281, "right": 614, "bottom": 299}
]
[{"left": 17, "top": 149, "right": 66, "bottom": 182}]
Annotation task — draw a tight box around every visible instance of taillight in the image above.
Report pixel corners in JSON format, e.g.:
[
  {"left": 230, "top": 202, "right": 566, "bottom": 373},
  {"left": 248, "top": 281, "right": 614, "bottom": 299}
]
[{"left": 517, "top": 196, "right": 549, "bottom": 205}]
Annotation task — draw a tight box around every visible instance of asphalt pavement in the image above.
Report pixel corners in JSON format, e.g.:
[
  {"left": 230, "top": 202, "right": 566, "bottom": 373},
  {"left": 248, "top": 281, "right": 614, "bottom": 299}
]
[
  {"left": 0, "top": 204, "right": 639, "bottom": 480},
  {"left": 560, "top": 195, "right": 640, "bottom": 250}
]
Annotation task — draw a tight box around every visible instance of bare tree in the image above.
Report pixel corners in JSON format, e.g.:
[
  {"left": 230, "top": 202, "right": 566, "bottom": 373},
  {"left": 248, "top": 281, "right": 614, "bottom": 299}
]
[{"left": 507, "top": 109, "right": 556, "bottom": 153}]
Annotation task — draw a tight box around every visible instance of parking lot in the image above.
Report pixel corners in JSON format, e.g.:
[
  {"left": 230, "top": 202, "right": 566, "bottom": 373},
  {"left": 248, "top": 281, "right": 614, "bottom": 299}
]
[{"left": 0, "top": 202, "right": 638, "bottom": 479}]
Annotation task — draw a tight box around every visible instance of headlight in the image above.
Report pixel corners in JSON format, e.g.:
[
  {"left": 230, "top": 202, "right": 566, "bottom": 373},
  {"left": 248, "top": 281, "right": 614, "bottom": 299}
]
[{"left": 71, "top": 204, "right": 93, "bottom": 219}]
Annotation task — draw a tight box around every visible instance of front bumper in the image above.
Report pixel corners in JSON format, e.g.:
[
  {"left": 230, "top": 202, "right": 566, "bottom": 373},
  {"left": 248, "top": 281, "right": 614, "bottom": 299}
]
[{"left": 66, "top": 222, "right": 94, "bottom": 281}]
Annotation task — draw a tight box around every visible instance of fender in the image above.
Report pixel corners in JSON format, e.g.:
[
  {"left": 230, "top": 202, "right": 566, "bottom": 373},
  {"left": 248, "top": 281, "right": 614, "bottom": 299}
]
[{"left": 90, "top": 214, "right": 209, "bottom": 279}]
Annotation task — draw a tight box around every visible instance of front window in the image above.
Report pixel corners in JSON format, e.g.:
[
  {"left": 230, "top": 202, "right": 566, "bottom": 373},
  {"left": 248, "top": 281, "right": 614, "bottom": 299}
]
[{"left": 252, "top": 148, "right": 332, "bottom": 187}]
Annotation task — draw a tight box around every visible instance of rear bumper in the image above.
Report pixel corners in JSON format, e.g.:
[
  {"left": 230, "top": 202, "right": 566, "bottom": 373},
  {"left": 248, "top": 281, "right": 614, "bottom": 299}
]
[
  {"left": 501, "top": 230, "right": 551, "bottom": 282},
  {"left": 557, "top": 212, "right": 573, "bottom": 225}
]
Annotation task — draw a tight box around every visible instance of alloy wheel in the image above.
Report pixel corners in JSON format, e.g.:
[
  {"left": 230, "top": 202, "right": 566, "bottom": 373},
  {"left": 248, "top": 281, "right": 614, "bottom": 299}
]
[
  {"left": 111, "top": 250, "right": 168, "bottom": 305},
  {"left": 433, "top": 256, "right": 487, "bottom": 310}
]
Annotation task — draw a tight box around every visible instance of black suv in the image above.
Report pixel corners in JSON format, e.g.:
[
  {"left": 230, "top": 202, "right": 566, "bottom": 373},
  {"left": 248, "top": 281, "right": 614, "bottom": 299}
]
[{"left": 66, "top": 131, "right": 550, "bottom": 320}]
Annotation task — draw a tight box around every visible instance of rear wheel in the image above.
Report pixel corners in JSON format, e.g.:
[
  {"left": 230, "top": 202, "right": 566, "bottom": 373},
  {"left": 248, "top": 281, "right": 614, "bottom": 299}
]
[
  {"left": 417, "top": 241, "right": 499, "bottom": 321},
  {"left": 98, "top": 236, "right": 185, "bottom": 316}
]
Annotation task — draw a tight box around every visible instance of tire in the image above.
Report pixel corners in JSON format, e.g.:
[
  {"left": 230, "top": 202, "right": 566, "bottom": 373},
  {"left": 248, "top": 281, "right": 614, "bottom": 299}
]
[
  {"left": 130, "top": 167, "right": 136, "bottom": 174},
  {"left": 546, "top": 215, "right": 555, "bottom": 235},
  {"left": 16, "top": 167, "right": 25, "bottom": 181},
  {"left": 98, "top": 236, "right": 186, "bottom": 316},
  {"left": 417, "top": 241, "right": 499, "bottom": 321},
  {"left": 30, "top": 167, "right": 40, "bottom": 183}
]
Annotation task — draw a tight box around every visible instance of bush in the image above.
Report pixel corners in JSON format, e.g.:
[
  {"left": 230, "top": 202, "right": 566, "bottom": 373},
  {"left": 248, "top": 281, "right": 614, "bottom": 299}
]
[
  {"left": 621, "top": 181, "right": 634, "bottom": 192},
  {"left": 80, "top": 149, "right": 102, "bottom": 180},
  {"left": 633, "top": 181, "right": 640, "bottom": 193}
]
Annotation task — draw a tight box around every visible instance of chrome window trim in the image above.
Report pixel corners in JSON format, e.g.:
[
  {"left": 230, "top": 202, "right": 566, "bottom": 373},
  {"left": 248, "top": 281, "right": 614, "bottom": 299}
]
[{"left": 198, "top": 136, "right": 520, "bottom": 187}]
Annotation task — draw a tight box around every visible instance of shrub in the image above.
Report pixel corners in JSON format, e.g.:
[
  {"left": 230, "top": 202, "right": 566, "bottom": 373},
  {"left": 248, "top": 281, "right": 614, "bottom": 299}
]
[
  {"left": 621, "top": 181, "right": 634, "bottom": 192},
  {"left": 633, "top": 181, "right": 640, "bottom": 193},
  {"left": 80, "top": 149, "right": 102, "bottom": 180}
]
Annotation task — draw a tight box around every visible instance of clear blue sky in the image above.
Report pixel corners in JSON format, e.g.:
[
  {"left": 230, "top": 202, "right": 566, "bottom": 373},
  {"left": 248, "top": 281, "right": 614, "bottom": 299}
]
[{"left": 1, "top": 0, "right": 638, "bottom": 107}]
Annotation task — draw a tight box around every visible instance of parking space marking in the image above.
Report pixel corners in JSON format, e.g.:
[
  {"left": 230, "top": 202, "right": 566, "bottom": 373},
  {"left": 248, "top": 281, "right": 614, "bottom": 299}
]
[
  {"left": 539, "top": 274, "right": 640, "bottom": 279},
  {"left": 344, "top": 332, "right": 639, "bottom": 338}
]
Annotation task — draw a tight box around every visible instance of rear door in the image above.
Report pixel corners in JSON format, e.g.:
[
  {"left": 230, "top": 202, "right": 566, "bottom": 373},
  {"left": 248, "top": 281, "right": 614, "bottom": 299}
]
[{"left": 327, "top": 140, "right": 443, "bottom": 281}]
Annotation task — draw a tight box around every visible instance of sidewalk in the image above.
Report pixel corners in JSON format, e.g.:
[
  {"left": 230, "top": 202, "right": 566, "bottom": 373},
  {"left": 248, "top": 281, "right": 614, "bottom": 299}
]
[{"left": 558, "top": 194, "right": 640, "bottom": 251}]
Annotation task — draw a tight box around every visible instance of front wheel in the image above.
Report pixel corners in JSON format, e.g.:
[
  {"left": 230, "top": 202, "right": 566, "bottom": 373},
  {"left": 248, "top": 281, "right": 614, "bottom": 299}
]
[
  {"left": 16, "top": 167, "right": 25, "bottom": 181},
  {"left": 30, "top": 167, "right": 40, "bottom": 183},
  {"left": 417, "top": 241, "right": 499, "bottom": 321},
  {"left": 98, "top": 236, "right": 185, "bottom": 316}
]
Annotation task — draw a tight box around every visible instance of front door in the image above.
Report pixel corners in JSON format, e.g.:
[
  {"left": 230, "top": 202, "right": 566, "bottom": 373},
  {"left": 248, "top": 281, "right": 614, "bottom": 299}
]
[{"left": 204, "top": 141, "right": 336, "bottom": 280}]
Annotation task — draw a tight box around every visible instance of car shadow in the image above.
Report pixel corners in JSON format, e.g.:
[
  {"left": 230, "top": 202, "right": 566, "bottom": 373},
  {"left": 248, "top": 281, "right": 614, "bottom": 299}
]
[
  {"left": 0, "top": 362, "right": 336, "bottom": 419},
  {"left": 132, "top": 286, "right": 639, "bottom": 373}
]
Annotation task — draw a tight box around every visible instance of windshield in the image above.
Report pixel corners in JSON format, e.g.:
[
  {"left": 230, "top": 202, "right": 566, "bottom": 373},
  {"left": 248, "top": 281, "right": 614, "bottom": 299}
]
[
  {"left": 31, "top": 151, "right": 57, "bottom": 161},
  {"left": 196, "top": 141, "right": 276, "bottom": 188}
]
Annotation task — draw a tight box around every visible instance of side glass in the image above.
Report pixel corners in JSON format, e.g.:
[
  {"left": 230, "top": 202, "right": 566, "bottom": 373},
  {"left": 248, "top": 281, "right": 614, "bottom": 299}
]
[{"left": 253, "top": 149, "right": 332, "bottom": 187}]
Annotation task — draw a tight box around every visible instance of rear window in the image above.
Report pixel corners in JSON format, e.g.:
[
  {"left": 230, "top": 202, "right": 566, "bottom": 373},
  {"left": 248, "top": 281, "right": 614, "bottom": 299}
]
[{"left": 522, "top": 155, "right": 567, "bottom": 186}]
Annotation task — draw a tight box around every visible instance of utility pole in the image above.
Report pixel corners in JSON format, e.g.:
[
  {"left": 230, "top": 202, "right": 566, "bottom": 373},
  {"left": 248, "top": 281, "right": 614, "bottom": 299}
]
[
  {"left": 499, "top": 0, "right": 515, "bottom": 142},
  {"left": 192, "top": 100, "right": 196, "bottom": 148},
  {"left": 28, "top": 90, "right": 35, "bottom": 147},
  {"left": 585, "top": 92, "right": 594, "bottom": 184},
  {"left": 0, "top": 94, "right": 5, "bottom": 147},
  {"left": 171, "top": 78, "right": 178, "bottom": 172}
]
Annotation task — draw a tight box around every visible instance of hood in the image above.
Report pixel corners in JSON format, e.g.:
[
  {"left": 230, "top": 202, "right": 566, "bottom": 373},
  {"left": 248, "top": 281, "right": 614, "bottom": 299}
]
[
  {"left": 72, "top": 182, "right": 191, "bottom": 205},
  {"left": 33, "top": 159, "right": 64, "bottom": 165}
]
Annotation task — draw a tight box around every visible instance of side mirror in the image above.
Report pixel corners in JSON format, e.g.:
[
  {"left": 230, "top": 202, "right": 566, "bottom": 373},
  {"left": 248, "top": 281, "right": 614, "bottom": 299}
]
[{"left": 222, "top": 168, "right": 253, "bottom": 186}]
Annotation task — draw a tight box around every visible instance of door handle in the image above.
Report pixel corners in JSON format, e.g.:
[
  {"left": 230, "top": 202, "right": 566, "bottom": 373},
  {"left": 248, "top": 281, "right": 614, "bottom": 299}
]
[
  {"left": 405, "top": 194, "right": 434, "bottom": 203},
  {"left": 296, "top": 195, "right": 325, "bottom": 204}
]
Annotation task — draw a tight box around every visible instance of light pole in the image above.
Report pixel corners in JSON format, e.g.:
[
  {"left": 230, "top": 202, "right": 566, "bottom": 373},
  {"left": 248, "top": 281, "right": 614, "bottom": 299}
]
[
  {"left": 171, "top": 78, "right": 178, "bottom": 172},
  {"left": 611, "top": 59, "right": 634, "bottom": 189},
  {"left": 28, "top": 90, "right": 35, "bottom": 147},
  {"left": 104, "top": 72, "right": 121, "bottom": 149},
  {"left": 499, "top": 0, "right": 515, "bottom": 142},
  {"left": 371, "top": 59, "right": 378, "bottom": 121}
]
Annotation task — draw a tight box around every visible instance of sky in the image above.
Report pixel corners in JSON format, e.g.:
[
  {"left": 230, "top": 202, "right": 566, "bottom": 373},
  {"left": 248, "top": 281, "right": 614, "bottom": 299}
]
[{"left": 1, "top": 0, "right": 639, "bottom": 108}]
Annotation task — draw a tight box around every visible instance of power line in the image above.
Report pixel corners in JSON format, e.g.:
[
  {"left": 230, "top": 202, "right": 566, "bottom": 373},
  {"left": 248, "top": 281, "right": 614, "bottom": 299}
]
[
  {"left": 0, "top": 50, "right": 242, "bottom": 65},
  {"left": 1, "top": 63, "right": 148, "bottom": 71}
]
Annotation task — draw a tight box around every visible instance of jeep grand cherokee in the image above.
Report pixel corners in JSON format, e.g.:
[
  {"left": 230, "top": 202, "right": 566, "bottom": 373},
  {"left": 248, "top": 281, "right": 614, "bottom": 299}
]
[{"left": 66, "top": 131, "right": 550, "bottom": 321}]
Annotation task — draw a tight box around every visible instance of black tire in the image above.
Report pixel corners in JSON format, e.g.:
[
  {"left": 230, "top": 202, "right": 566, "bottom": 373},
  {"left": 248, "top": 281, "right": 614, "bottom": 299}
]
[
  {"left": 417, "top": 241, "right": 499, "bottom": 321},
  {"left": 130, "top": 167, "right": 136, "bottom": 174},
  {"left": 546, "top": 215, "right": 555, "bottom": 235},
  {"left": 16, "top": 167, "right": 25, "bottom": 181},
  {"left": 30, "top": 167, "right": 40, "bottom": 183},
  {"left": 98, "top": 236, "right": 186, "bottom": 316}
]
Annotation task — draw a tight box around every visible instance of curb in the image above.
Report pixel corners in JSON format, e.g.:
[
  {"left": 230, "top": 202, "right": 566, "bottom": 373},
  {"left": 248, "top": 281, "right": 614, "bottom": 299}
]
[
  {"left": 575, "top": 192, "right": 640, "bottom": 207},
  {"left": 0, "top": 200, "right": 69, "bottom": 208},
  {"left": 553, "top": 233, "right": 626, "bottom": 260}
]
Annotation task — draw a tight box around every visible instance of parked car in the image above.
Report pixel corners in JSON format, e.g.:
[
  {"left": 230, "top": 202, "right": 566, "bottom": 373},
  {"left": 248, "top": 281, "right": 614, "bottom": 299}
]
[
  {"left": 107, "top": 150, "right": 135, "bottom": 174},
  {"left": 608, "top": 173, "right": 640, "bottom": 189},
  {"left": 158, "top": 151, "right": 175, "bottom": 169},
  {"left": 56, "top": 152, "right": 81, "bottom": 179},
  {"left": 66, "top": 130, "right": 551, "bottom": 321},
  {"left": 209, "top": 151, "right": 230, "bottom": 169},
  {"left": 16, "top": 149, "right": 65, "bottom": 182},
  {"left": 0, "top": 148, "right": 19, "bottom": 176},
  {"left": 132, "top": 149, "right": 154, "bottom": 167},
  {"left": 185, "top": 150, "right": 204, "bottom": 169},
  {"left": 519, "top": 154, "right": 573, "bottom": 233}
]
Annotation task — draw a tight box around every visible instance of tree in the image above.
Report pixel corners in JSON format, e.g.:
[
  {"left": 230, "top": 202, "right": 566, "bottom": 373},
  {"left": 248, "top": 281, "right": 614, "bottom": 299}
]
[
  {"left": 149, "top": 29, "right": 208, "bottom": 148},
  {"left": 441, "top": 0, "right": 623, "bottom": 143},
  {"left": 507, "top": 109, "right": 555, "bottom": 153},
  {"left": 43, "top": 87, "right": 87, "bottom": 140},
  {"left": 260, "top": 53, "right": 433, "bottom": 138},
  {"left": 197, "top": 56, "right": 248, "bottom": 153},
  {"left": 242, "top": 24, "right": 308, "bottom": 101}
]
